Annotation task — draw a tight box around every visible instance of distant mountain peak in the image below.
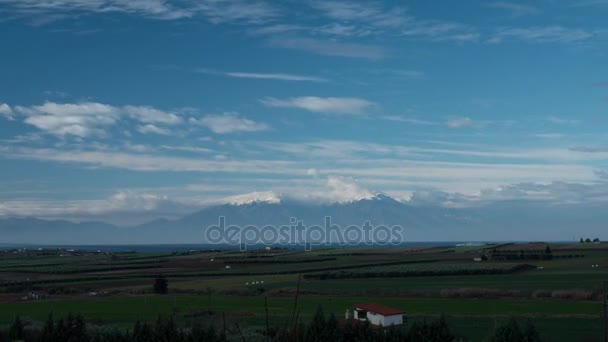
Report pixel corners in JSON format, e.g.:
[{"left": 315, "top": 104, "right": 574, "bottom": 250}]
[
  {"left": 225, "top": 191, "right": 281, "bottom": 206},
  {"left": 361, "top": 192, "right": 400, "bottom": 203}
]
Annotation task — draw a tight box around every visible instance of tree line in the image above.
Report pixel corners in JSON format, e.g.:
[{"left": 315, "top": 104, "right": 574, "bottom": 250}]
[{"left": 0, "top": 308, "right": 544, "bottom": 342}]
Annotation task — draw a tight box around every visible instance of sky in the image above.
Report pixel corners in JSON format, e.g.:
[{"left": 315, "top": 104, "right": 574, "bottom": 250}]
[{"left": 1, "top": 0, "right": 608, "bottom": 224}]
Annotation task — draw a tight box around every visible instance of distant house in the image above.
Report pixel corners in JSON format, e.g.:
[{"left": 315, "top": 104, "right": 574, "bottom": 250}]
[
  {"left": 25, "top": 292, "right": 48, "bottom": 300},
  {"left": 347, "top": 303, "right": 405, "bottom": 327}
]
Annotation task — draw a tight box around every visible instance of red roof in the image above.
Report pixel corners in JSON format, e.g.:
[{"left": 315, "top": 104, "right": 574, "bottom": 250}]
[{"left": 353, "top": 303, "right": 404, "bottom": 316}]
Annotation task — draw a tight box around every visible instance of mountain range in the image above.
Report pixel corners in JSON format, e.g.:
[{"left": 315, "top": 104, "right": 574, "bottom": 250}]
[{"left": 1, "top": 193, "right": 605, "bottom": 245}]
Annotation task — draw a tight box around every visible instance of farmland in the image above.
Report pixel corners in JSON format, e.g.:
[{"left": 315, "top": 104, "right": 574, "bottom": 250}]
[{"left": 0, "top": 242, "right": 607, "bottom": 341}]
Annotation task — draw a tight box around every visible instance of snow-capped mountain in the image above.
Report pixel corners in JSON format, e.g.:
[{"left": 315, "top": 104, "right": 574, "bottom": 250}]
[{"left": 1, "top": 194, "right": 607, "bottom": 244}]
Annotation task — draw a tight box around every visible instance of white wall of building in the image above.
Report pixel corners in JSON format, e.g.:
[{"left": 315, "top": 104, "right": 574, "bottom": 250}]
[
  {"left": 354, "top": 308, "right": 403, "bottom": 326},
  {"left": 367, "top": 311, "right": 383, "bottom": 326}
]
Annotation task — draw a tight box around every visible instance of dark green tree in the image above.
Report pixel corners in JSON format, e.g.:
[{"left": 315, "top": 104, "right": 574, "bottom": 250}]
[
  {"left": 522, "top": 319, "right": 542, "bottom": 342},
  {"left": 543, "top": 246, "right": 552, "bottom": 260},
  {"left": 54, "top": 318, "right": 67, "bottom": 342},
  {"left": 429, "top": 315, "right": 455, "bottom": 342},
  {"left": 64, "top": 314, "right": 88, "bottom": 342},
  {"left": 305, "top": 306, "right": 327, "bottom": 342},
  {"left": 39, "top": 314, "right": 55, "bottom": 342},
  {"left": 132, "top": 321, "right": 153, "bottom": 342},
  {"left": 153, "top": 275, "right": 169, "bottom": 295},
  {"left": 8, "top": 316, "right": 25, "bottom": 341},
  {"left": 490, "top": 317, "right": 524, "bottom": 342}
]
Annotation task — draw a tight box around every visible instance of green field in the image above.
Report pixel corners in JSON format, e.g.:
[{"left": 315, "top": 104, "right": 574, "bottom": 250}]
[{"left": 1, "top": 243, "right": 607, "bottom": 341}]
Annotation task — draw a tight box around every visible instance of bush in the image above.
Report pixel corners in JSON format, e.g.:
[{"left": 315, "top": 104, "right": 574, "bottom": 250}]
[
  {"left": 440, "top": 288, "right": 521, "bottom": 299},
  {"left": 153, "top": 275, "right": 169, "bottom": 295},
  {"left": 531, "top": 290, "right": 551, "bottom": 299},
  {"left": 550, "top": 290, "right": 593, "bottom": 300}
]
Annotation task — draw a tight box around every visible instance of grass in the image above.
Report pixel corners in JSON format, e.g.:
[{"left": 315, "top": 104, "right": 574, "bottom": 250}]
[
  {"left": 1, "top": 244, "right": 607, "bottom": 341},
  {"left": 0, "top": 295, "right": 603, "bottom": 341}
]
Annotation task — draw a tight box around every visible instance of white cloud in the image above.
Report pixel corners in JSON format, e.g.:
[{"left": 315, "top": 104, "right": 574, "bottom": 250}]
[
  {"left": 269, "top": 37, "right": 385, "bottom": 59},
  {"left": 11, "top": 101, "right": 181, "bottom": 138},
  {"left": 261, "top": 96, "right": 375, "bottom": 115},
  {"left": 136, "top": 124, "right": 172, "bottom": 135},
  {"left": 479, "top": 180, "right": 608, "bottom": 204},
  {"left": 248, "top": 24, "right": 305, "bottom": 36},
  {"left": 225, "top": 72, "right": 327, "bottom": 82},
  {"left": 535, "top": 133, "right": 564, "bottom": 139},
  {"left": 124, "top": 105, "right": 182, "bottom": 125},
  {"left": 197, "top": 68, "right": 327, "bottom": 82},
  {"left": 301, "top": 176, "right": 375, "bottom": 204},
  {"left": 400, "top": 21, "right": 480, "bottom": 42},
  {"left": 0, "top": 0, "right": 281, "bottom": 25},
  {"left": 380, "top": 116, "right": 436, "bottom": 125},
  {"left": 307, "top": 1, "right": 478, "bottom": 43},
  {"left": 446, "top": 117, "right": 478, "bottom": 128},
  {"left": 310, "top": 1, "right": 407, "bottom": 29},
  {"left": 0, "top": 103, "right": 14, "bottom": 120},
  {"left": 547, "top": 116, "right": 580, "bottom": 125},
  {"left": 1, "top": 140, "right": 604, "bottom": 202},
  {"left": 17, "top": 102, "right": 119, "bottom": 137},
  {"left": 489, "top": 26, "right": 595, "bottom": 43},
  {"left": 306, "top": 168, "right": 319, "bottom": 177},
  {"left": 160, "top": 145, "right": 213, "bottom": 154},
  {"left": 0, "top": 0, "right": 196, "bottom": 21},
  {"left": 223, "top": 191, "right": 280, "bottom": 205},
  {"left": 196, "top": 0, "right": 280, "bottom": 24},
  {"left": 0, "top": 189, "right": 201, "bottom": 224},
  {"left": 486, "top": 2, "right": 540, "bottom": 16},
  {"left": 190, "top": 112, "right": 269, "bottom": 134}
]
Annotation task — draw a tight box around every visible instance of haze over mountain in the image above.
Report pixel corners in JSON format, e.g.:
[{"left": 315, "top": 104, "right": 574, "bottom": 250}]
[{"left": 1, "top": 193, "right": 605, "bottom": 245}]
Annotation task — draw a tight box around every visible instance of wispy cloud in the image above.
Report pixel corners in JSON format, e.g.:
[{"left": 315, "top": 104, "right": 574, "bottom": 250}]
[
  {"left": 485, "top": 2, "right": 540, "bottom": 17},
  {"left": 308, "top": 0, "right": 478, "bottom": 42},
  {"left": 189, "top": 112, "right": 269, "bottom": 134},
  {"left": 196, "top": 68, "right": 327, "bottom": 82},
  {"left": 547, "top": 116, "right": 580, "bottom": 125},
  {"left": 260, "top": 96, "right": 376, "bottom": 115},
  {"left": 269, "top": 37, "right": 386, "bottom": 59},
  {"left": 400, "top": 21, "right": 480, "bottom": 42},
  {"left": 196, "top": 0, "right": 280, "bottom": 25},
  {"left": 248, "top": 24, "right": 305, "bottom": 36},
  {"left": 569, "top": 146, "right": 608, "bottom": 153},
  {"left": 570, "top": 0, "right": 608, "bottom": 7},
  {"left": 299, "top": 175, "right": 375, "bottom": 204},
  {"left": 446, "top": 117, "right": 480, "bottom": 129},
  {"left": 0, "top": 103, "right": 14, "bottom": 120},
  {"left": 123, "top": 105, "right": 182, "bottom": 125},
  {"left": 535, "top": 133, "right": 564, "bottom": 139},
  {"left": 380, "top": 115, "right": 436, "bottom": 125},
  {"left": 0, "top": 0, "right": 196, "bottom": 22},
  {"left": 310, "top": 0, "right": 407, "bottom": 29},
  {"left": 0, "top": 0, "right": 280, "bottom": 25},
  {"left": 489, "top": 26, "right": 595, "bottom": 43},
  {"left": 226, "top": 72, "right": 327, "bottom": 82},
  {"left": 136, "top": 124, "right": 172, "bottom": 135}
]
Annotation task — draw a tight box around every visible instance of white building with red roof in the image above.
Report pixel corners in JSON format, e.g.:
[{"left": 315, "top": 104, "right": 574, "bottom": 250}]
[{"left": 350, "top": 303, "right": 405, "bottom": 327}]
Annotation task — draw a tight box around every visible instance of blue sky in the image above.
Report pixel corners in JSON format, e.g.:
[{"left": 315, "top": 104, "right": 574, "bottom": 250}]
[{"left": 1, "top": 0, "right": 608, "bottom": 223}]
